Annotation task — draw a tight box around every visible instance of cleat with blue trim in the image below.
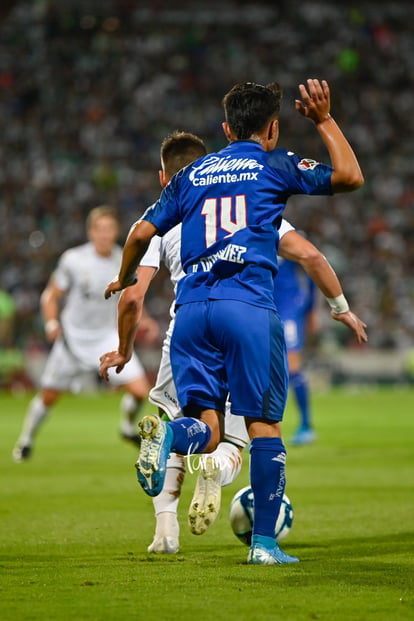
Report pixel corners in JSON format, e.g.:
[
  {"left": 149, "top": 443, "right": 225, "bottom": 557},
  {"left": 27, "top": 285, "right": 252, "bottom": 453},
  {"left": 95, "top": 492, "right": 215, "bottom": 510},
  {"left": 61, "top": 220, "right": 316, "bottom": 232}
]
[
  {"left": 135, "top": 415, "right": 173, "bottom": 497},
  {"left": 247, "top": 536, "right": 299, "bottom": 565},
  {"left": 188, "top": 456, "right": 221, "bottom": 535},
  {"left": 290, "top": 428, "right": 317, "bottom": 446}
]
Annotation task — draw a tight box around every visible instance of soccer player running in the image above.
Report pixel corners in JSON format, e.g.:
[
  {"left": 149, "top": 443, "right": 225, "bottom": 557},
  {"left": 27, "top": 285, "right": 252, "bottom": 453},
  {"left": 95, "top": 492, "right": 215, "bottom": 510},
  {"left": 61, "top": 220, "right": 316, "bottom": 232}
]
[
  {"left": 12, "top": 206, "right": 156, "bottom": 462},
  {"left": 100, "top": 131, "right": 367, "bottom": 555},
  {"left": 103, "top": 79, "right": 364, "bottom": 564}
]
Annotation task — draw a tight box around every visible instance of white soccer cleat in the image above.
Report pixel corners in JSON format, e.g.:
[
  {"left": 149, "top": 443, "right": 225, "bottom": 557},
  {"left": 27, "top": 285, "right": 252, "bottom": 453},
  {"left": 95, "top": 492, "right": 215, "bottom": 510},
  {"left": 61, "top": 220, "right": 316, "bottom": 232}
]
[
  {"left": 147, "top": 536, "right": 179, "bottom": 555},
  {"left": 188, "top": 456, "right": 221, "bottom": 535}
]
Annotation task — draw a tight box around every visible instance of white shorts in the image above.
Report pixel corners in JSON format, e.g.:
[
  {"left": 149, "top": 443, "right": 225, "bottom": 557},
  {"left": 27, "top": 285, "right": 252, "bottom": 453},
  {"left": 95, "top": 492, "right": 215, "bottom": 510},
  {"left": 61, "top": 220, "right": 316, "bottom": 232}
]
[
  {"left": 149, "top": 319, "right": 249, "bottom": 449},
  {"left": 41, "top": 337, "right": 145, "bottom": 391},
  {"left": 148, "top": 321, "right": 180, "bottom": 418}
]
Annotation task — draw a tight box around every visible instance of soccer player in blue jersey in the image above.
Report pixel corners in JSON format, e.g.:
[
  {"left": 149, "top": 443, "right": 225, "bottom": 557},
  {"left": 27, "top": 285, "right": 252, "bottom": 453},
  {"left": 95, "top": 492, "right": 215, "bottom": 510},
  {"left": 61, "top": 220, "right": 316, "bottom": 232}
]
[
  {"left": 104, "top": 78, "right": 364, "bottom": 564},
  {"left": 100, "top": 130, "right": 367, "bottom": 554},
  {"left": 274, "top": 256, "right": 318, "bottom": 446}
]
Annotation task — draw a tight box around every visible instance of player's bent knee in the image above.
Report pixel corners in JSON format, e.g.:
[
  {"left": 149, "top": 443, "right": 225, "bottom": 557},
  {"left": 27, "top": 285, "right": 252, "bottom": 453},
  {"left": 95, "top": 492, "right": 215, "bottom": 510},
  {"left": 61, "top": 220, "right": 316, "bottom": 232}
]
[
  {"left": 41, "top": 389, "right": 61, "bottom": 407},
  {"left": 246, "top": 418, "right": 282, "bottom": 439},
  {"left": 202, "top": 433, "right": 221, "bottom": 453}
]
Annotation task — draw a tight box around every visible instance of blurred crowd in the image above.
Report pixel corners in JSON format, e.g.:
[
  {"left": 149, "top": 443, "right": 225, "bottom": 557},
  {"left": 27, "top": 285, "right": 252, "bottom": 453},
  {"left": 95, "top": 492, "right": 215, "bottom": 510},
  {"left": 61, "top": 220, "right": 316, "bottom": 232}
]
[{"left": 0, "top": 0, "right": 413, "bottom": 369}]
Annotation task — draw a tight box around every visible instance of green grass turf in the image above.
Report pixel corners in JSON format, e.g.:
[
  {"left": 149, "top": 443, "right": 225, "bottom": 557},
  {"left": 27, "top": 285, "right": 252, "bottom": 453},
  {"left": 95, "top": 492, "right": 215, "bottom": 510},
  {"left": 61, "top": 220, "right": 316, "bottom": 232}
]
[{"left": 0, "top": 387, "right": 413, "bottom": 621}]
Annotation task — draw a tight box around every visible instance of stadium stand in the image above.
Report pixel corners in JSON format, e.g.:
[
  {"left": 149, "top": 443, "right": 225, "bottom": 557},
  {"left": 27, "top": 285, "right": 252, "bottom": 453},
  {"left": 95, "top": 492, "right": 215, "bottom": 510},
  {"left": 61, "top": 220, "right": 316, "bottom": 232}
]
[{"left": 0, "top": 1, "right": 413, "bottom": 382}]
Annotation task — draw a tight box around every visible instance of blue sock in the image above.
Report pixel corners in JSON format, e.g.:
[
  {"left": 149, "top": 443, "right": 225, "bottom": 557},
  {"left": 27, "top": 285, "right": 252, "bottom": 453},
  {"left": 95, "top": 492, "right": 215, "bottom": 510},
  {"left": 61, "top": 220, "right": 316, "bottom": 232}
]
[
  {"left": 290, "top": 371, "right": 311, "bottom": 429},
  {"left": 250, "top": 437, "right": 286, "bottom": 543},
  {"left": 168, "top": 417, "right": 211, "bottom": 455}
]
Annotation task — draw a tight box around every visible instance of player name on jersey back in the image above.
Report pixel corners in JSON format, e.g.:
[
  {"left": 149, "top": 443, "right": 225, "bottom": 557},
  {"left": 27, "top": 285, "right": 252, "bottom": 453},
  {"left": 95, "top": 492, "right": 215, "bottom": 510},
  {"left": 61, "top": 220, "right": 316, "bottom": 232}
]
[{"left": 189, "top": 243, "right": 247, "bottom": 272}]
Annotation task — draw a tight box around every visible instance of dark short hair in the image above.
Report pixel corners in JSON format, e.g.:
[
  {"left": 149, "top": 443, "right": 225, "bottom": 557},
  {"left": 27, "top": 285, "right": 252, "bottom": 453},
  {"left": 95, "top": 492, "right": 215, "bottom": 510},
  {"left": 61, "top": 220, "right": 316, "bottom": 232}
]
[
  {"left": 160, "top": 131, "right": 207, "bottom": 178},
  {"left": 222, "top": 81, "right": 283, "bottom": 140}
]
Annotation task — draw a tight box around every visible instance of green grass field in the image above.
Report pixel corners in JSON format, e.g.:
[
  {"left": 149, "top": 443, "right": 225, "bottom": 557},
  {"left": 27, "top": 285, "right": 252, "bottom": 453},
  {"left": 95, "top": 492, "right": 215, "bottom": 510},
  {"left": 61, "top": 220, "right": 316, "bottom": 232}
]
[{"left": 1, "top": 387, "right": 413, "bottom": 621}]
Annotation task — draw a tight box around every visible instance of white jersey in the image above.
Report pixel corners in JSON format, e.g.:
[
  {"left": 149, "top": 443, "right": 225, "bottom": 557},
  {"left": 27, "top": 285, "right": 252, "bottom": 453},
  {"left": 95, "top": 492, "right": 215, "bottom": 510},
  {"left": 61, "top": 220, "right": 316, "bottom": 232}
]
[
  {"left": 53, "top": 242, "right": 123, "bottom": 363},
  {"left": 139, "top": 224, "right": 184, "bottom": 318}
]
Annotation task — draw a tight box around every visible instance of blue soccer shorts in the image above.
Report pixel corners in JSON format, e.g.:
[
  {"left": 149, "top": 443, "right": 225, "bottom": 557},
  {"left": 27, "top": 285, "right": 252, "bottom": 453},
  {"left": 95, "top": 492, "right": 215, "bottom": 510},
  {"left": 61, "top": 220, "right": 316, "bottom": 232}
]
[
  {"left": 281, "top": 315, "right": 305, "bottom": 352},
  {"left": 170, "top": 299, "right": 288, "bottom": 421}
]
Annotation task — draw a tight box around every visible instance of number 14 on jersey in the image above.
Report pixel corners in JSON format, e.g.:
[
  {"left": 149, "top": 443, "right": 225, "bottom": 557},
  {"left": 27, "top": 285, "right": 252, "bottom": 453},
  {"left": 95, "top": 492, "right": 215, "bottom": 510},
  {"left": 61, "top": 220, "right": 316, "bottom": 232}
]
[{"left": 201, "top": 195, "right": 247, "bottom": 247}]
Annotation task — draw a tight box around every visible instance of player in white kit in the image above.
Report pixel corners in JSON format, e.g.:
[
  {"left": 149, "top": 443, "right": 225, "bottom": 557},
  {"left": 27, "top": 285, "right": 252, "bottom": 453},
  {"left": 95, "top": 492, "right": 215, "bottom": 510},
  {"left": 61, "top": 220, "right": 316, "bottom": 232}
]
[
  {"left": 12, "top": 206, "right": 155, "bottom": 462},
  {"left": 99, "top": 132, "right": 367, "bottom": 553}
]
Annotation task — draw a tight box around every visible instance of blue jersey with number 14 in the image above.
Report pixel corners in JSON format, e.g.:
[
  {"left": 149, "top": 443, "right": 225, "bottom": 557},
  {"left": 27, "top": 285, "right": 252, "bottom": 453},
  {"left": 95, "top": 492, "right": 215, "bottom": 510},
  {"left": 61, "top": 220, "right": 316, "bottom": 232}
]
[{"left": 143, "top": 140, "right": 332, "bottom": 311}]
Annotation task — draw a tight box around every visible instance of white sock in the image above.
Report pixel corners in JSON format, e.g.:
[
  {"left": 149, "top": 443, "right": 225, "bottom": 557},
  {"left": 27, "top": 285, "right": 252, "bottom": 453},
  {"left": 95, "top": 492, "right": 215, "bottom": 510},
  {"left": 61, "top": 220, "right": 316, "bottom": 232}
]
[
  {"left": 119, "top": 393, "right": 142, "bottom": 435},
  {"left": 153, "top": 512, "right": 180, "bottom": 541},
  {"left": 18, "top": 394, "right": 49, "bottom": 447},
  {"left": 210, "top": 441, "right": 243, "bottom": 487},
  {"left": 152, "top": 453, "right": 185, "bottom": 539}
]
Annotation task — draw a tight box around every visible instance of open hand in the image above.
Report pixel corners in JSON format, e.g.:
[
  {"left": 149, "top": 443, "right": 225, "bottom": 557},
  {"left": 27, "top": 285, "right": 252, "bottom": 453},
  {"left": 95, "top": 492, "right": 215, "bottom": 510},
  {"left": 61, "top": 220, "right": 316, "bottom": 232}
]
[
  {"left": 104, "top": 274, "right": 138, "bottom": 299},
  {"left": 104, "top": 278, "right": 123, "bottom": 299},
  {"left": 331, "top": 310, "right": 368, "bottom": 344},
  {"left": 295, "top": 79, "right": 331, "bottom": 124},
  {"left": 99, "top": 350, "right": 129, "bottom": 381}
]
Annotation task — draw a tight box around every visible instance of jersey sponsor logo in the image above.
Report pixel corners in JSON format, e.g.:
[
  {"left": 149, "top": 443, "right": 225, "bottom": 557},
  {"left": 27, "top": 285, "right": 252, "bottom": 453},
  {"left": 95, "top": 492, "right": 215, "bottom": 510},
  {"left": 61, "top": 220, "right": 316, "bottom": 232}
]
[
  {"left": 191, "top": 171, "right": 260, "bottom": 186},
  {"left": 297, "top": 158, "right": 319, "bottom": 171},
  {"left": 191, "top": 242, "right": 247, "bottom": 272},
  {"left": 189, "top": 155, "right": 263, "bottom": 186}
]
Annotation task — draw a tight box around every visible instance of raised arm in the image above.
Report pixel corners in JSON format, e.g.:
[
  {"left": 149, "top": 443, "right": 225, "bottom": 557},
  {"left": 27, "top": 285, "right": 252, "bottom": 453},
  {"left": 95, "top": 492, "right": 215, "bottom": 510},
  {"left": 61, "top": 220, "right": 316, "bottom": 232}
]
[
  {"left": 295, "top": 79, "right": 364, "bottom": 192},
  {"left": 278, "top": 230, "right": 367, "bottom": 343}
]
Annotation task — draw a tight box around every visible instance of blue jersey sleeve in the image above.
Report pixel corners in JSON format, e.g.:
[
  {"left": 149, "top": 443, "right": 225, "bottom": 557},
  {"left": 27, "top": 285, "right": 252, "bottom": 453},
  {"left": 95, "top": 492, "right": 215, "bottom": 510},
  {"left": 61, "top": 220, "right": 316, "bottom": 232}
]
[
  {"left": 267, "top": 148, "right": 333, "bottom": 196},
  {"left": 141, "top": 173, "right": 182, "bottom": 235}
]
